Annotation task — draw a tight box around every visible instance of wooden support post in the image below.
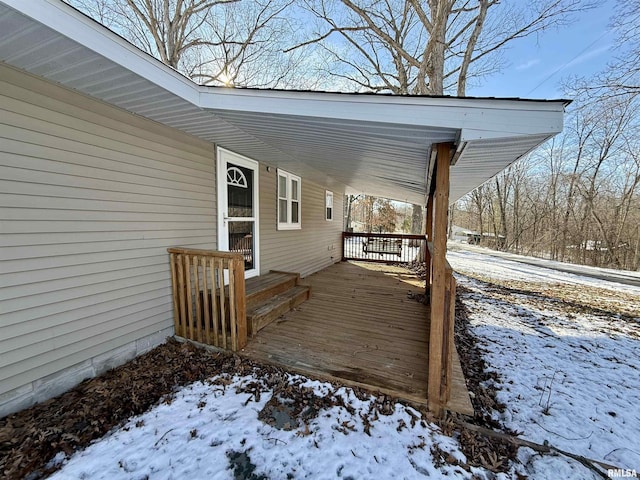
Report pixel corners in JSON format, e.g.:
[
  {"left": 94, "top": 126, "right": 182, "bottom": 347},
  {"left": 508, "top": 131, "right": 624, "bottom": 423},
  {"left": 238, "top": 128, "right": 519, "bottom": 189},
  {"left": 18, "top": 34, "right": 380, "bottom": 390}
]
[
  {"left": 424, "top": 193, "right": 434, "bottom": 296},
  {"left": 426, "top": 193, "right": 434, "bottom": 241},
  {"left": 428, "top": 143, "right": 452, "bottom": 416},
  {"left": 445, "top": 273, "right": 456, "bottom": 402}
]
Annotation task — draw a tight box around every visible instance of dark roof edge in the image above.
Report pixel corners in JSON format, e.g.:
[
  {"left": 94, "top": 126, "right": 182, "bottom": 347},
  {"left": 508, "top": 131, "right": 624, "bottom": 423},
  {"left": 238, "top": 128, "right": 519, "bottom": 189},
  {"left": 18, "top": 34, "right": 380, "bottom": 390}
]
[
  {"left": 41, "top": 1, "right": 572, "bottom": 107},
  {"left": 202, "top": 83, "right": 572, "bottom": 105}
]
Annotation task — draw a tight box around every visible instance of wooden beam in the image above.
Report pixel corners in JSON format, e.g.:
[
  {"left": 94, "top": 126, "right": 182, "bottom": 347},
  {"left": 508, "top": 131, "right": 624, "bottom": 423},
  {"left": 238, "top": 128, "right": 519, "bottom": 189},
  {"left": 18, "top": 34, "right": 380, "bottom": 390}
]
[
  {"left": 428, "top": 142, "right": 453, "bottom": 415},
  {"left": 425, "top": 193, "right": 434, "bottom": 241},
  {"left": 424, "top": 193, "right": 434, "bottom": 296}
]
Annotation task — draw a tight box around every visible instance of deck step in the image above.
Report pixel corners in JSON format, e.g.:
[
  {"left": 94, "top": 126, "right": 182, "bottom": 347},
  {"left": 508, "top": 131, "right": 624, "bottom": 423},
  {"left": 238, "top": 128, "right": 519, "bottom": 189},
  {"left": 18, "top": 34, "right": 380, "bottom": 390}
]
[
  {"left": 248, "top": 285, "right": 311, "bottom": 335},
  {"left": 246, "top": 271, "right": 299, "bottom": 309}
]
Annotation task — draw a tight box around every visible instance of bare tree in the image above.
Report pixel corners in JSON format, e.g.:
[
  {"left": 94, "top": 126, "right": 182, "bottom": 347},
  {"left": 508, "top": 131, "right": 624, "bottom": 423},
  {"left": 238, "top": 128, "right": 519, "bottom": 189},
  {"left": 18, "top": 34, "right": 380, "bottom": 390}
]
[
  {"left": 344, "top": 194, "right": 361, "bottom": 231},
  {"left": 593, "top": 0, "right": 640, "bottom": 98},
  {"left": 288, "top": 0, "right": 591, "bottom": 235},
  {"left": 291, "top": 0, "right": 591, "bottom": 96},
  {"left": 189, "top": 0, "right": 311, "bottom": 88},
  {"left": 576, "top": 96, "right": 639, "bottom": 266},
  {"left": 68, "top": 0, "right": 237, "bottom": 69},
  {"left": 66, "top": 0, "right": 306, "bottom": 88}
]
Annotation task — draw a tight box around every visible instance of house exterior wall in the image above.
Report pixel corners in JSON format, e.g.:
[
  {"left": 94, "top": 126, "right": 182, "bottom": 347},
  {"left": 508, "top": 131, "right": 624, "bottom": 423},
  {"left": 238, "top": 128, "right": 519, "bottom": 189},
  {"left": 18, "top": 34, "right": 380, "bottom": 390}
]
[
  {"left": 0, "top": 65, "right": 217, "bottom": 417},
  {"left": 258, "top": 166, "right": 344, "bottom": 278}
]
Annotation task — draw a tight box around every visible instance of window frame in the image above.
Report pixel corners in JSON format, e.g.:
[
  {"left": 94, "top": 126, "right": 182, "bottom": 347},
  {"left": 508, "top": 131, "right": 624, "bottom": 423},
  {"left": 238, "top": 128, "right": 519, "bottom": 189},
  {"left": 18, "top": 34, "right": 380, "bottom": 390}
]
[
  {"left": 277, "top": 169, "right": 302, "bottom": 230},
  {"left": 325, "top": 190, "right": 334, "bottom": 221}
]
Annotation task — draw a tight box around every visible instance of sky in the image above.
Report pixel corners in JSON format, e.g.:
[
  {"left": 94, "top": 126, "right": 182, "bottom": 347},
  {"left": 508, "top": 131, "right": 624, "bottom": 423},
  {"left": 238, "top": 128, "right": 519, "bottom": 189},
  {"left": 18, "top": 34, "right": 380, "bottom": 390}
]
[{"left": 469, "top": 0, "right": 618, "bottom": 100}]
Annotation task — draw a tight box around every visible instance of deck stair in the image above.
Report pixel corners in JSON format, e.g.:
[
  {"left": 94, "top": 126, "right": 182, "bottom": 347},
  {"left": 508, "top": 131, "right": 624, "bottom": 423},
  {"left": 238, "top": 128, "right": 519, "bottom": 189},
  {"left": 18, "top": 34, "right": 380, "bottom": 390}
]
[{"left": 245, "top": 271, "right": 311, "bottom": 336}]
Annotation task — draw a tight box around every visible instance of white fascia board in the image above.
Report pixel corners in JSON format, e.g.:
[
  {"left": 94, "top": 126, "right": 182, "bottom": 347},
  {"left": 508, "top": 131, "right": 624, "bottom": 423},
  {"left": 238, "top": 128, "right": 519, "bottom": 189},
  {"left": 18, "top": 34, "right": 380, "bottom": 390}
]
[
  {"left": 200, "top": 88, "right": 567, "bottom": 137},
  {"left": 460, "top": 125, "right": 562, "bottom": 142},
  {"left": 4, "top": 0, "right": 200, "bottom": 105}
]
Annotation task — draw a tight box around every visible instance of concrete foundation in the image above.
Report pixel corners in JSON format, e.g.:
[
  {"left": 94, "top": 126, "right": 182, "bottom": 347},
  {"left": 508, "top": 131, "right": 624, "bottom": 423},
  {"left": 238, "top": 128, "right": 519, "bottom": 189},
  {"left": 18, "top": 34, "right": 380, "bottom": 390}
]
[{"left": 0, "top": 327, "right": 174, "bottom": 419}]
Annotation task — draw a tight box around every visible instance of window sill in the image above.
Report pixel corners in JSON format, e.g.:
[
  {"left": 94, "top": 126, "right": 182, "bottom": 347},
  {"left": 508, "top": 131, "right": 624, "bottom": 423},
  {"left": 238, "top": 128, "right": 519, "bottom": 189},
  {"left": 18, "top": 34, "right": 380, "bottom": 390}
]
[{"left": 277, "top": 223, "right": 301, "bottom": 231}]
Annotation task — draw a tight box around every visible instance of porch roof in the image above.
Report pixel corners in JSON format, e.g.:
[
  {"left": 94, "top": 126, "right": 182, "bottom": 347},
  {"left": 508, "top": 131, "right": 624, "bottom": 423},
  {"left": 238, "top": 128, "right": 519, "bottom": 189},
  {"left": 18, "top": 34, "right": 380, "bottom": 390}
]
[{"left": 0, "top": 0, "right": 569, "bottom": 205}]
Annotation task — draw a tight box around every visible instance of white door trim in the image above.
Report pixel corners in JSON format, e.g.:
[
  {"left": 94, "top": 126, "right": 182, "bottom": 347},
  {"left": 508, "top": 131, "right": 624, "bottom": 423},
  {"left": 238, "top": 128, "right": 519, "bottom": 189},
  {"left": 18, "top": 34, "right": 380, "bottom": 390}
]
[{"left": 216, "top": 147, "right": 260, "bottom": 279}]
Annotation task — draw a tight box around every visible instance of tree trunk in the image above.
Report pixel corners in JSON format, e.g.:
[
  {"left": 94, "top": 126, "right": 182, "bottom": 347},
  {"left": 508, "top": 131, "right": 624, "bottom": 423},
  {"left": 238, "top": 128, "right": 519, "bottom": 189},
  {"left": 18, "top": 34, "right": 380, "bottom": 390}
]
[
  {"left": 494, "top": 177, "right": 508, "bottom": 250},
  {"left": 409, "top": 204, "right": 425, "bottom": 249},
  {"left": 344, "top": 194, "right": 358, "bottom": 232},
  {"left": 411, "top": 204, "right": 423, "bottom": 234},
  {"left": 448, "top": 205, "right": 455, "bottom": 239}
]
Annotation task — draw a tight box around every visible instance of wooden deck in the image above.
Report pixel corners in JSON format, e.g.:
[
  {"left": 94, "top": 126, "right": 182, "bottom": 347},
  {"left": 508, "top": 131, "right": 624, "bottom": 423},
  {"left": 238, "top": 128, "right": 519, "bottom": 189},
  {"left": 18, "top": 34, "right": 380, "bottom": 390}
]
[{"left": 243, "top": 261, "right": 473, "bottom": 415}]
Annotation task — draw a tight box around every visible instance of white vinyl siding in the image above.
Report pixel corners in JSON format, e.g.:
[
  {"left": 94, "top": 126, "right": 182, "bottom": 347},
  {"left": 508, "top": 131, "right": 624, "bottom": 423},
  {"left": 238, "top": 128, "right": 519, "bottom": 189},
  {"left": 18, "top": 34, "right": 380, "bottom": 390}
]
[
  {"left": 261, "top": 167, "right": 343, "bottom": 277},
  {"left": 0, "top": 65, "right": 216, "bottom": 401},
  {"left": 277, "top": 169, "right": 301, "bottom": 230}
]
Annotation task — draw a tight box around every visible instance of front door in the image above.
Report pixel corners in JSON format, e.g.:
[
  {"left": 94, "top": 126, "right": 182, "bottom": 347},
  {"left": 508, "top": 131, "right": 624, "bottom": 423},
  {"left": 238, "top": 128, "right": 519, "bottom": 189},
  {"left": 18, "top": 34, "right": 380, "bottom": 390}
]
[{"left": 217, "top": 148, "right": 260, "bottom": 278}]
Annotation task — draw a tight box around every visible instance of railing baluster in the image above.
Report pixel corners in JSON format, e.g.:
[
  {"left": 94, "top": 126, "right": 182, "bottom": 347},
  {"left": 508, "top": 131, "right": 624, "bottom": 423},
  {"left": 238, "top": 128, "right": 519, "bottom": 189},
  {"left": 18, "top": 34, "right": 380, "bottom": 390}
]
[
  {"left": 233, "top": 259, "right": 247, "bottom": 349},
  {"left": 193, "top": 255, "right": 202, "bottom": 343},
  {"left": 185, "top": 255, "right": 194, "bottom": 341},
  {"left": 228, "top": 258, "right": 238, "bottom": 351},
  {"left": 217, "top": 257, "right": 227, "bottom": 350},
  {"left": 209, "top": 257, "right": 219, "bottom": 346},
  {"left": 201, "top": 256, "right": 210, "bottom": 344},
  {"left": 177, "top": 254, "right": 186, "bottom": 338},
  {"left": 169, "top": 253, "right": 180, "bottom": 336}
]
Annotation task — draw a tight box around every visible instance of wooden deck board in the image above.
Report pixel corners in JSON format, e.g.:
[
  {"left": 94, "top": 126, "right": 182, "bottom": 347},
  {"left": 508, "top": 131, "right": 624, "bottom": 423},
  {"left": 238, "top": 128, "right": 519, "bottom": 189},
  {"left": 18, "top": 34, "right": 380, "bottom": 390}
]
[{"left": 243, "top": 261, "right": 473, "bottom": 415}]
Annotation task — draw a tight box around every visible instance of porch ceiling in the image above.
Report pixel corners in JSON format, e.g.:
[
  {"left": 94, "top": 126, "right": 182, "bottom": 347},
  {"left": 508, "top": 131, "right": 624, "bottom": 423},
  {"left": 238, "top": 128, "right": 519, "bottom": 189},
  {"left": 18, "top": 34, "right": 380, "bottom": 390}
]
[{"left": 0, "top": 0, "right": 569, "bottom": 205}]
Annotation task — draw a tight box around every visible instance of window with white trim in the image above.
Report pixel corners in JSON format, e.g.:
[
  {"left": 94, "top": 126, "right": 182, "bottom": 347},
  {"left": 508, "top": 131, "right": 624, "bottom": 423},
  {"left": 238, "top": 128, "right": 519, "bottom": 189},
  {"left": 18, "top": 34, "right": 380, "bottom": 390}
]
[
  {"left": 325, "top": 190, "right": 334, "bottom": 221},
  {"left": 277, "top": 169, "right": 301, "bottom": 230}
]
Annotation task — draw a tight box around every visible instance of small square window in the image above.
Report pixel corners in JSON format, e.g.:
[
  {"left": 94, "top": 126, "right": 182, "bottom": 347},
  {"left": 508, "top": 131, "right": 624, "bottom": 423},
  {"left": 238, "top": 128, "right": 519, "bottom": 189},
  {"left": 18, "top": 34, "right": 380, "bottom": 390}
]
[
  {"left": 325, "top": 191, "right": 333, "bottom": 221},
  {"left": 277, "top": 169, "right": 301, "bottom": 230}
]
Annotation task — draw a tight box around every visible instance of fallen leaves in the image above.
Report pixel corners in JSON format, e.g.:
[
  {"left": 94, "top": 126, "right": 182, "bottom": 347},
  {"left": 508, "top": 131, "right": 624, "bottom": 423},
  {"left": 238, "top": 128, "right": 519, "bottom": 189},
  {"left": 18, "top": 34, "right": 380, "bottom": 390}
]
[{"left": 0, "top": 338, "right": 276, "bottom": 480}]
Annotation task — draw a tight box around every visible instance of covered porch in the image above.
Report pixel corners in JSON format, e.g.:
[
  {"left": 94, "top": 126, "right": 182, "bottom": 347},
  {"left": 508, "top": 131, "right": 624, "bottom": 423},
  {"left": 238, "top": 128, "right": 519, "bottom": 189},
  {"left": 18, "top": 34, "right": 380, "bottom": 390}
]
[
  {"left": 167, "top": 241, "right": 470, "bottom": 414},
  {"left": 167, "top": 144, "right": 477, "bottom": 416},
  {"left": 243, "top": 261, "right": 473, "bottom": 415}
]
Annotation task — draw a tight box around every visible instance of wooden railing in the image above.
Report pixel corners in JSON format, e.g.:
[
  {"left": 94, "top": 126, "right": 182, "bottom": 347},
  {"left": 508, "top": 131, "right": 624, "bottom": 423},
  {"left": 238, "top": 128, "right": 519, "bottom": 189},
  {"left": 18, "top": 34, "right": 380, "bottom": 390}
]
[
  {"left": 342, "top": 232, "right": 427, "bottom": 264},
  {"left": 168, "top": 248, "right": 247, "bottom": 351}
]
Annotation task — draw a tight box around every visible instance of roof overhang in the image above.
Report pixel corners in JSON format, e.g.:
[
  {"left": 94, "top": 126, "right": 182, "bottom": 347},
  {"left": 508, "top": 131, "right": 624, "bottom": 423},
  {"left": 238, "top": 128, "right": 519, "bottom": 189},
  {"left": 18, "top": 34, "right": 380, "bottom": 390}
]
[{"left": 0, "top": 0, "right": 569, "bottom": 205}]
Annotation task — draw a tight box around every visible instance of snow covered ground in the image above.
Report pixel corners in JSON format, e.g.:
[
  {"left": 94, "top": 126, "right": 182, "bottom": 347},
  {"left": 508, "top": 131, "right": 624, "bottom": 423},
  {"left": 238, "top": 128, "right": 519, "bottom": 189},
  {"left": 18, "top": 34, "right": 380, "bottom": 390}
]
[
  {"left": 48, "top": 374, "right": 482, "bottom": 480},
  {"left": 449, "top": 242, "right": 640, "bottom": 289},
  {"left": 47, "top": 250, "right": 639, "bottom": 479},
  {"left": 448, "top": 243, "right": 640, "bottom": 294},
  {"left": 449, "top": 249, "right": 640, "bottom": 477}
]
